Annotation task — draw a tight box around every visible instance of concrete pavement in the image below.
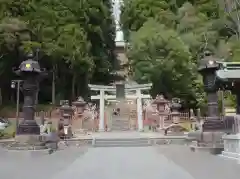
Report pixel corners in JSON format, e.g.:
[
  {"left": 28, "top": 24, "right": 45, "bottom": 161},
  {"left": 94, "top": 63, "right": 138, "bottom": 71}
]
[{"left": 1, "top": 145, "right": 239, "bottom": 179}]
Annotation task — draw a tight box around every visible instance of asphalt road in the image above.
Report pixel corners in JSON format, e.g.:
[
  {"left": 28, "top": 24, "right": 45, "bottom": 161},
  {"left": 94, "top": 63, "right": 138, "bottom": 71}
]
[{"left": 0, "top": 146, "right": 239, "bottom": 179}]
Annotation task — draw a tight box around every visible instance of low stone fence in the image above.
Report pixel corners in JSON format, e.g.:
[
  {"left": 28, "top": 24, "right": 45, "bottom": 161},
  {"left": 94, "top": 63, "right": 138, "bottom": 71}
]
[{"left": 144, "top": 112, "right": 195, "bottom": 129}]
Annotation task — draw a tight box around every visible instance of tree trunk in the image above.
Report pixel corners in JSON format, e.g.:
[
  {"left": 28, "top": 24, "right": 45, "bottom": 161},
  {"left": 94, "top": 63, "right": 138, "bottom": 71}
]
[
  {"left": 72, "top": 73, "right": 76, "bottom": 100},
  {"left": 52, "top": 65, "right": 56, "bottom": 105},
  {"left": 35, "top": 84, "right": 39, "bottom": 105},
  {"left": 0, "top": 88, "right": 2, "bottom": 105}
]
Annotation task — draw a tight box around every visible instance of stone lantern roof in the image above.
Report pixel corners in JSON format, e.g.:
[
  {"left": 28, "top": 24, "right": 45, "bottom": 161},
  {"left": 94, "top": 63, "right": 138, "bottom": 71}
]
[
  {"left": 72, "top": 96, "right": 86, "bottom": 106},
  {"left": 170, "top": 98, "right": 181, "bottom": 113},
  {"left": 59, "top": 103, "right": 73, "bottom": 112},
  {"left": 153, "top": 95, "right": 169, "bottom": 104},
  {"left": 198, "top": 51, "right": 221, "bottom": 73}
]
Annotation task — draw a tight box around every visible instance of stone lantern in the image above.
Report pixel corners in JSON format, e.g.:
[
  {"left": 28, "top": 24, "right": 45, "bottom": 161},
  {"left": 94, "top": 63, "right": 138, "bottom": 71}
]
[
  {"left": 72, "top": 96, "right": 86, "bottom": 114},
  {"left": 198, "top": 51, "right": 220, "bottom": 121},
  {"left": 14, "top": 53, "right": 47, "bottom": 135},
  {"left": 72, "top": 97, "right": 86, "bottom": 130},
  {"left": 153, "top": 95, "right": 169, "bottom": 112},
  {"left": 59, "top": 101, "right": 74, "bottom": 126},
  {"left": 198, "top": 51, "right": 224, "bottom": 131},
  {"left": 59, "top": 101, "right": 74, "bottom": 138},
  {"left": 8, "top": 52, "right": 47, "bottom": 149},
  {"left": 170, "top": 98, "right": 181, "bottom": 124},
  {"left": 152, "top": 95, "right": 169, "bottom": 129}
]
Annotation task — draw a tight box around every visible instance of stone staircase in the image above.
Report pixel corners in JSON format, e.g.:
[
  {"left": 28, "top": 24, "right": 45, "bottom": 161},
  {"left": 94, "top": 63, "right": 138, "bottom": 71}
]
[
  {"left": 111, "top": 116, "right": 129, "bottom": 131},
  {"left": 93, "top": 138, "right": 151, "bottom": 147},
  {"left": 110, "top": 101, "right": 131, "bottom": 131}
]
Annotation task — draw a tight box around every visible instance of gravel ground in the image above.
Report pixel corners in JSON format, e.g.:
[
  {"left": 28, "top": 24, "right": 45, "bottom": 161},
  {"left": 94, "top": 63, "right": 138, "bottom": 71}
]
[{"left": 158, "top": 145, "right": 240, "bottom": 179}]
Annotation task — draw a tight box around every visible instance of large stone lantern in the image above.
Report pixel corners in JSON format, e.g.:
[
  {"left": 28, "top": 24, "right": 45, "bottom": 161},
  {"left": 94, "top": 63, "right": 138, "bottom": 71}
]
[
  {"left": 198, "top": 51, "right": 220, "bottom": 121},
  {"left": 14, "top": 53, "right": 46, "bottom": 135},
  {"left": 170, "top": 98, "right": 181, "bottom": 124},
  {"left": 5, "top": 53, "right": 47, "bottom": 150},
  {"left": 72, "top": 96, "right": 86, "bottom": 114},
  {"left": 198, "top": 51, "right": 225, "bottom": 131}
]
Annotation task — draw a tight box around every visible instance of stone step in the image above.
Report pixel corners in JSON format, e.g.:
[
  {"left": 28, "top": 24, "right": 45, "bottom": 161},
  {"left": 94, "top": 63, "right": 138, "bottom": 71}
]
[
  {"left": 111, "top": 125, "right": 129, "bottom": 130},
  {"left": 111, "top": 126, "right": 129, "bottom": 130},
  {"left": 112, "top": 120, "right": 129, "bottom": 124},
  {"left": 111, "top": 126, "right": 129, "bottom": 129},
  {"left": 93, "top": 138, "right": 151, "bottom": 147}
]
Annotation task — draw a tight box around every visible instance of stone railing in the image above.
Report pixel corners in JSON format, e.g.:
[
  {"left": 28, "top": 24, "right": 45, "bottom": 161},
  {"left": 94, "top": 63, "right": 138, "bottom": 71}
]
[
  {"left": 222, "top": 134, "right": 240, "bottom": 159},
  {"left": 221, "top": 115, "right": 240, "bottom": 160}
]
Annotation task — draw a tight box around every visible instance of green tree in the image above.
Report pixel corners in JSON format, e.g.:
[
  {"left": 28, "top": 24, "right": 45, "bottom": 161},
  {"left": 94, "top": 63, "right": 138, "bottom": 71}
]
[
  {"left": 0, "top": 0, "right": 116, "bottom": 105},
  {"left": 128, "top": 19, "right": 202, "bottom": 108},
  {"left": 121, "top": 0, "right": 175, "bottom": 41}
]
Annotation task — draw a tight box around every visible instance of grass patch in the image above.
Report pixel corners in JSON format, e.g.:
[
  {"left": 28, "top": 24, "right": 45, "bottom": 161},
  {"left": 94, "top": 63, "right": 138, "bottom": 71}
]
[
  {"left": 179, "top": 121, "right": 192, "bottom": 131},
  {"left": 0, "top": 120, "right": 16, "bottom": 139}
]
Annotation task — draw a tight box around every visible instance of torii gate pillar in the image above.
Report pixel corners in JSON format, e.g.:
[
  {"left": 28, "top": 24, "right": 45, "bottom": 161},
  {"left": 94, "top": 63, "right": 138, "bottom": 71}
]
[
  {"left": 99, "top": 90, "right": 105, "bottom": 131},
  {"left": 136, "top": 89, "right": 143, "bottom": 131}
]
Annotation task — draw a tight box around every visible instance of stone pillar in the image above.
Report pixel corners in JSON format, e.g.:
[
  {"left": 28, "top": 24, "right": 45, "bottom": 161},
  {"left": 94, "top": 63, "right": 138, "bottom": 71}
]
[
  {"left": 136, "top": 89, "right": 143, "bottom": 131},
  {"left": 99, "top": 90, "right": 105, "bottom": 131}
]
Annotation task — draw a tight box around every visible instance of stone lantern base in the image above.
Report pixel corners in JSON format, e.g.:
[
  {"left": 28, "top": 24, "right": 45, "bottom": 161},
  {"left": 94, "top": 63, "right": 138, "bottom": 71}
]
[
  {"left": 2, "top": 119, "right": 48, "bottom": 150},
  {"left": 2, "top": 135, "right": 47, "bottom": 150},
  {"left": 17, "top": 120, "right": 41, "bottom": 135}
]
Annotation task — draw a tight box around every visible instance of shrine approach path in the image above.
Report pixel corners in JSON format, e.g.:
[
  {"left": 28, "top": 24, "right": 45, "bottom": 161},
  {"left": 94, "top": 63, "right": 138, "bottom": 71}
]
[
  {"left": 52, "top": 147, "right": 195, "bottom": 179},
  {"left": 1, "top": 145, "right": 239, "bottom": 179}
]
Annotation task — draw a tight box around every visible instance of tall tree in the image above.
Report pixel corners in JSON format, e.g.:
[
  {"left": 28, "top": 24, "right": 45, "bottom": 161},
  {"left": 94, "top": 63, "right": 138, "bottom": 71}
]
[
  {"left": 128, "top": 19, "right": 202, "bottom": 107},
  {"left": 0, "top": 0, "right": 116, "bottom": 105}
]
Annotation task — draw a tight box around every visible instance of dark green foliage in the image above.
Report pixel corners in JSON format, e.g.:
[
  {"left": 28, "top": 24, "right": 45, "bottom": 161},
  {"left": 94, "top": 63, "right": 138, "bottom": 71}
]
[
  {"left": 0, "top": 0, "right": 116, "bottom": 104},
  {"left": 121, "top": 0, "right": 237, "bottom": 108}
]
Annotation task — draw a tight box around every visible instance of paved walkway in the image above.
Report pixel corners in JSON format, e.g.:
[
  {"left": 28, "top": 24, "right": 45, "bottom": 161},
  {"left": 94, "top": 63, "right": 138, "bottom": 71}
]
[
  {"left": 51, "top": 147, "right": 194, "bottom": 179},
  {"left": 1, "top": 145, "right": 239, "bottom": 179}
]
